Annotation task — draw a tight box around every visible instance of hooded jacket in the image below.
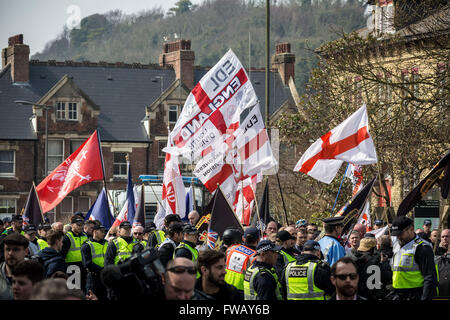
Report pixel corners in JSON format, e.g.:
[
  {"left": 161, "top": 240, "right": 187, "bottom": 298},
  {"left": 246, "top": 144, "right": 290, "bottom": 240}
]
[{"left": 37, "top": 247, "right": 67, "bottom": 278}]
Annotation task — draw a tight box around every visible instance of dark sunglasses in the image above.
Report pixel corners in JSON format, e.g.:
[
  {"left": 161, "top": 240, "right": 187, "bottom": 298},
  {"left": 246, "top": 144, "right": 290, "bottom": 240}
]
[
  {"left": 134, "top": 232, "right": 143, "bottom": 235},
  {"left": 167, "top": 266, "right": 197, "bottom": 275},
  {"left": 334, "top": 273, "right": 358, "bottom": 281}
]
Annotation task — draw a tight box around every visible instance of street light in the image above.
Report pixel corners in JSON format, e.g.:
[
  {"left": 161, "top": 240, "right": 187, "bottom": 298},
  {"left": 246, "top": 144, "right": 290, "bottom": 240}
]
[{"left": 14, "top": 99, "right": 52, "bottom": 176}]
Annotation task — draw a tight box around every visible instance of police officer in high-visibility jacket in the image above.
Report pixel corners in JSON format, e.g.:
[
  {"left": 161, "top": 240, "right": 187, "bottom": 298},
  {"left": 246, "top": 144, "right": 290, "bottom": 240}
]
[
  {"left": 60, "top": 215, "right": 89, "bottom": 291},
  {"left": 275, "top": 230, "right": 297, "bottom": 279},
  {"left": 243, "top": 240, "right": 282, "bottom": 300},
  {"left": 37, "top": 223, "right": 52, "bottom": 251},
  {"left": 132, "top": 225, "right": 147, "bottom": 247},
  {"left": 174, "top": 224, "right": 200, "bottom": 278},
  {"left": 389, "top": 216, "right": 438, "bottom": 300},
  {"left": 1, "top": 215, "right": 25, "bottom": 236},
  {"left": 225, "top": 227, "right": 260, "bottom": 295},
  {"left": 281, "top": 240, "right": 334, "bottom": 300},
  {"left": 81, "top": 224, "right": 108, "bottom": 300},
  {"left": 105, "top": 221, "right": 142, "bottom": 265}
]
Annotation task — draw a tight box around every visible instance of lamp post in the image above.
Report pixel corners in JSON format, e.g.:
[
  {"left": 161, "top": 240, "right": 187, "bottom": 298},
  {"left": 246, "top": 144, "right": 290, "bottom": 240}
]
[{"left": 14, "top": 100, "right": 52, "bottom": 176}]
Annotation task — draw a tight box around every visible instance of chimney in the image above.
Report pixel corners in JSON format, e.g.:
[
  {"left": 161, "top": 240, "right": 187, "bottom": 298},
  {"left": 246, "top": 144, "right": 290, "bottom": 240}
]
[
  {"left": 2, "top": 34, "right": 30, "bottom": 83},
  {"left": 272, "top": 42, "right": 295, "bottom": 86},
  {"left": 159, "top": 39, "right": 195, "bottom": 89}
]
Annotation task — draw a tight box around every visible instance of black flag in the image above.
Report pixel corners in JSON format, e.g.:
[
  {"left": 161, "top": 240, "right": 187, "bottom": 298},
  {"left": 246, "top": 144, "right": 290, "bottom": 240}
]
[
  {"left": 22, "top": 182, "right": 43, "bottom": 226},
  {"left": 207, "top": 187, "right": 244, "bottom": 249},
  {"left": 250, "top": 180, "right": 274, "bottom": 232},
  {"left": 397, "top": 150, "right": 450, "bottom": 216},
  {"left": 133, "top": 184, "right": 146, "bottom": 227},
  {"left": 335, "top": 177, "right": 377, "bottom": 237}
]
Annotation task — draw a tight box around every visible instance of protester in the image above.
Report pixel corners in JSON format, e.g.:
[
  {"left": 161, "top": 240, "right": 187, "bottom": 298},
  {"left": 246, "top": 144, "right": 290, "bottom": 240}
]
[
  {"left": 430, "top": 229, "right": 440, "bottom": 250},
  {"left": 84, "top": 220, "right": 96, "bottom": 238},
  {"left": 243, "top": 240, "right": 282, "bottom": 300},
  {"left": 436, "top": 229, "right": 450, "bottom": 256},
  {"left": 51, "top": 222, "right": 64, "bottom": 233},
  {"left": 82, "top": 224, "right": 108, "bottom": 300},
  {"left": 306, "top": 223, "right": 318, "bottom": 240},
  {"left": 0, "top": 233, "right": 29, "bottom": 299},
  {"left": 329, "top": 256, "right": 367, "bottom": 300},
  {"left": 294, "top": 228, "right": 307, "bottom": 253},
  {"left": 264, "top": 221, "right": 278, "bottom": 240},
  {"left": 196, "top": 250, "right": 241, "bottom": 301},
  {"left": 318, "top": 216, "right": 346, "bottom": 266},
  {"left": 295, "top": 219, "right": 307, "bottom": 231},
  {"left": 11, "top": 259, "right": 45, "bottom": 300},
  {"left": 388, "top": 216, "right": 438, "bottom": 300},
  {"left": 353, "top": 223, "right": 366, "bottom": 239},
  {"left": 188, "top": 210, "right": 200, "bottom": 227},
  {"left": 436, "top": 244, "right": 450, "bottom": 297},
  {"left": 224, "top": 227, "right": 259, "bottom": 294},
  {"left": 162, "top": 257, "right": 210, "bottom": 300},
  {"left": 281, "top": 240, "right": 334, "bottom": 300},
  {"left": 37, "top": 230, "right": 66, "bottom": 278},
  {"left": 132, "top": 225, "right": 146, "bottom": 246},
  {"left": 158, "top": 222, "right": 184, "bottom": 268},
  {"left": 105, "top": 221, "right": 141, "bottom": 266},
  {"left": 345, "top": 230, "right": 361, "bottom": 255},
  {"left": 146, "top": 222, "right": 165, "bottom": 248}
]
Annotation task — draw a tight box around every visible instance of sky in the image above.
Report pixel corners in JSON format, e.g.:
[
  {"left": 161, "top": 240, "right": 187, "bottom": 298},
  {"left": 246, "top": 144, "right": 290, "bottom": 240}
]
[{"left": 0, "top": 0, "right": 203, "bottom": 56}]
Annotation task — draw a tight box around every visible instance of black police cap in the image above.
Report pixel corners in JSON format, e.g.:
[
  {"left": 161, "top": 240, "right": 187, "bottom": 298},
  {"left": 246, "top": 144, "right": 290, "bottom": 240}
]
[{"left": 322, "top": 216, "right": 345, "bottom": 226}]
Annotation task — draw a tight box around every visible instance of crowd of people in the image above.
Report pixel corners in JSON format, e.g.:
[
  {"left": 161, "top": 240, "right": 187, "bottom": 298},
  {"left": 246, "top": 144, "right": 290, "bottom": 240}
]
[{"left": 0, "top": 211, "right": 449, "bottom": 301}]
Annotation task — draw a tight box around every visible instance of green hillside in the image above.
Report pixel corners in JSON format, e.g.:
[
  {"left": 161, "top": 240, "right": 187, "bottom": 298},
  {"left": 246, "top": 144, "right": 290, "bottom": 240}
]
[{"left": 32, "top": 0, "right": 367, "bottom": 93}]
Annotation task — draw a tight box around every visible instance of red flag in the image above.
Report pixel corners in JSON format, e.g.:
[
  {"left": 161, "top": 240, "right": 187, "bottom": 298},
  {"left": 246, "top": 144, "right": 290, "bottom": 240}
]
[{"left": 36, "top": 131, "right": 104, "bottom": 213}]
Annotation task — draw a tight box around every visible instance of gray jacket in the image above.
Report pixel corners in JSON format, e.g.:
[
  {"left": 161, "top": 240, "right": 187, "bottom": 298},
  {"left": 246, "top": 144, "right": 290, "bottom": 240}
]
[{"left": 0, "top": 262, "right": 13, "bottom": 300}]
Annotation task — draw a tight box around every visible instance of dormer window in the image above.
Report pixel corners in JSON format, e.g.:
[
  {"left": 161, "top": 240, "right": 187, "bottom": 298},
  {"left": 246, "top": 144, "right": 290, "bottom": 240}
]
[
  {"left": 56, "top": 101, "right": 78, "bottom": 121},
  {"left": 375, "top": 0, "right": 394, "bottom": 35}
]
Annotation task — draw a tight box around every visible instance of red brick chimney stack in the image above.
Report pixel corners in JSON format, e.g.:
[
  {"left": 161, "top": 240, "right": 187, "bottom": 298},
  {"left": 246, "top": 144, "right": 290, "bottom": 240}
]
[
  {"left": 159, "top": 39, "right": 195, "bottom": 90},
  {"left": 272, "top": 42, "right": 295, "bottom": 86},
  {"left": 2, "top": 34, "right": 30, "bottom": 83}
]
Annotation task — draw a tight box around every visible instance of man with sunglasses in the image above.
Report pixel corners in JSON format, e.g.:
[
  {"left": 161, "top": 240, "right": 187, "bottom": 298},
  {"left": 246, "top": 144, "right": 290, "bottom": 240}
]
[
  {"left": 330, "top": 256, "right": 366, "bottom": 300},
  {"left": 174, "top": 224, "right": 200, "bottom": 278},
  {"left": 162, "top": 257, "right": 211, "bottom": 300}
]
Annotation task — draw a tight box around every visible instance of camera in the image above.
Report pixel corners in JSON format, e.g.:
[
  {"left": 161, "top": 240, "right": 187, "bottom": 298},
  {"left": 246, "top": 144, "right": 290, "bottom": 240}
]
[{"left": 100, "top": 247, "right": 165, "bottom": 300}]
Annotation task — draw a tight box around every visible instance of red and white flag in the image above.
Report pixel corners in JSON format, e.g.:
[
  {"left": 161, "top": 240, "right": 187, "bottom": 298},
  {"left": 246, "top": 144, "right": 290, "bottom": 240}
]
[
  {"left": 110, "top": 185, "right": 138, "bottom": 228},
  {"left": 356, "top": 200, "right": 372, "bottom": 232},
  {"left": 155, "top": 140, "right": 186, "bottom": 226},
  {"left": 233, "top": 174, "right": 261, "bottom": 226},
  {"left": 294, "top": 104, "right": 377, "bottom": 184},
  {"left": 36, "top": 131, "right": 104, "bottom": 213},
  {"left": 346, "top": 163, "right": 364, "bottom": 196}
]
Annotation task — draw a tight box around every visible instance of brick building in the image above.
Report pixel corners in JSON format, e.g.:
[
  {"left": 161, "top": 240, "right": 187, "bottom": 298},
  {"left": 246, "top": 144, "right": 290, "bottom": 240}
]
[{"left": 0, "top": 34, "right": 297, "bottom": 223}]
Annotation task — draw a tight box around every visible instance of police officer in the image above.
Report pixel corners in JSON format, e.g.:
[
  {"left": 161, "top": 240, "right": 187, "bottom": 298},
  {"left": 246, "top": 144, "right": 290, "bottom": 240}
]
[
  {"left": 81, "top": 224, "right": 108, "bottom": 300},
  {"left": 388, "top": 216, "right": 438, "bottom": 300},
  {"left": 1, "top": 215, "right": 24, "bottom": 236},
  {"left": 318, "top": 216, "right": 346, "bottom": 266},
  {"left": 23, "top": 224, "right": 40, "bottom": 257},
  {"left": 275, "top": 230, "right": 297, "bottom": 279},
  {"left": 243, "top": 240, "right": 282, "bottom": 300},
  {"left": 37, "top": 223, "right": 52, "bottom": 251},
  {"left": 224, "top": 227, "right": 260, "bottom": 295},
  {"left": 281, "top": 240, "right": 333, "bottom": 300},
  {"left": 61, "top": 215, "right": 89, "bottom": 291},
  {"left": 174, "top": 224, "right": 200, "bottom": 278},
  {"left": 158, "top": 222, "right": 184, "bottom": 268},
  {"left": 105, "top": 221, "right": 142, "bottom": 265}
]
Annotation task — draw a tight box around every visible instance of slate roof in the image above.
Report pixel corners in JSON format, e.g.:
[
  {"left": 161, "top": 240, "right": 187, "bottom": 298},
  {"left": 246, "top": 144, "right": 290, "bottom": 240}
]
[{"left": 0, "top": 61, "right": 293, "bottom": 142}]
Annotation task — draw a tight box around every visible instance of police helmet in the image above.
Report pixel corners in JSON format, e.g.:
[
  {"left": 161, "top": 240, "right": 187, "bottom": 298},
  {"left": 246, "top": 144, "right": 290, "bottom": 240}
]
[{"left": 222, "top": 228, "right": 242, "bottom": 246}]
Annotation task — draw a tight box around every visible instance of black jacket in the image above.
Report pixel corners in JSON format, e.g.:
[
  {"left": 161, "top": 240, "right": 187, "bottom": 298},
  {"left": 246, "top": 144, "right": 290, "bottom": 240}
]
[
  {"left": 174, "top": 240, "right": 197, "bottom": 260},
  {"left": 37, "top": 247, "right": 67, "bottom": 278},
  {"left": 248, "top": 261, "right": 280, "bottom": 301},
  {"left": 436, "top": 253, "right": 450, "bottom": 297},
  {"left": 195, "top": 277, "right": 243, "bottom": 301},
  {"left": 280, "top": 253, "right": 334, "bottom": 299},
  {"left": 158, "top": 239, "right": 179, "bottom": 268}
]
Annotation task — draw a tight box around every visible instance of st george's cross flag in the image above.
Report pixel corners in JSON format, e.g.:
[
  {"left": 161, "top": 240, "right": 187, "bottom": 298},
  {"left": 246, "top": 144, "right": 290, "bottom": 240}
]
[
  {"left": 294, "top": 104, "right": 377, "bottom": 184},
  {"left": 36, "top": 131, "right": 104, "bottom": 213}
]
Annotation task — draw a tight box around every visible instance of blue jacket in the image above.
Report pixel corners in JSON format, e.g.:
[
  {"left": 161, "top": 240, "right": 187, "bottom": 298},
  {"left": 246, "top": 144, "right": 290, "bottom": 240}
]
[
  {"left": 37, "top": 247, "right": 67, "bottom": 278},
  {"left": 318, "top": 235, "right": 345, "bottom": 267}
]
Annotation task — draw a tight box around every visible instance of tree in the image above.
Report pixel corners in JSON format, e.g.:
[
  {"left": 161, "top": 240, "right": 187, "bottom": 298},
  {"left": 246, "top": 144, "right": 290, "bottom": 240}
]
[
  {"left": 168, "top": 0, "right": 196, "bottom": 16},
  {"left": 276, "top": 1, "right": 450, "bottom": 216}
]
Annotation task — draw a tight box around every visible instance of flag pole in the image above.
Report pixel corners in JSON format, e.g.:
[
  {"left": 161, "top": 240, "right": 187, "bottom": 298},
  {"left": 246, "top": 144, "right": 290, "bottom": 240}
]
[
  {"left": 331, "top": 163, "right": 350, "bottom": 216},
  {"left": 97, "top": 129, "right": 117, "bottom": 218},
  {"left": 275, "top": 174, "right": 289, "bottom": 226},
  {"left": 148, "top": 181, "right": 163, "bottom": 208},
  {"left": 191, "top": 178, "right": 197, "bottom": 212},
  {"left": 250, "top": 183, "right": 263, "bottom": 238},
  {"left": 376, "top": 161, "right": 391, "bottom": 237},
  {"left": 32, "top": 181, "right": 45, "bottom": 223}
]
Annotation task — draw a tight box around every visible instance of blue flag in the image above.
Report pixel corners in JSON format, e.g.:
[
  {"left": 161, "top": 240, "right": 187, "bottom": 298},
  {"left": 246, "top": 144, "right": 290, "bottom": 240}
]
[
  {"left": 126, "top": 161, "right": 136, "bottom": 223},
  {"left": 85, "top": 188, "right": 114, "bottom": 229}
]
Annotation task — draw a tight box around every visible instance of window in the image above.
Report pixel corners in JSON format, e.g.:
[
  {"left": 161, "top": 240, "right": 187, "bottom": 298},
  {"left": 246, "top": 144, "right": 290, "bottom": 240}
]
[
  {"left": 113, "top": 152, "right": 127, "bottom": 178},
  {"left": 168, "top": 105, "right": 178, "bottom": 123},
  {"left": 0, "top": 151, "right": 14, "bottom": 177},
  {"left": 158, "top": 141, "right": 167, "bottom": 158},
  {"left": 0, "top": 199, "right": 16, "bottom": 215},
  {"left": 56, "top": 102, "right": 78, "bottom": 121},
  {"left": 70, "top": 140, "right": 84, "bottom": 154},
  {"left": 61, "top": 197, "right": 73, "bottom": 215},
  {"left": 48, "top": 140, "right": 64, "bottom": 173},
  {"left": 78, "top": 197, "right": 91, "bottom": 213}
]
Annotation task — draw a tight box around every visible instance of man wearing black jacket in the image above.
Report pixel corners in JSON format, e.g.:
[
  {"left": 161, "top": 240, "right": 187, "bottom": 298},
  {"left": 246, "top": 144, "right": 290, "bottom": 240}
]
[
  {"left": 158, "top": 223, "right": 184, "bottom": 268},
  {"left": 82, "top": 224, "right": 108, "bottom": 300},
  {"left": 37, "top": 230, "right": 66, "bottom": 278}
]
